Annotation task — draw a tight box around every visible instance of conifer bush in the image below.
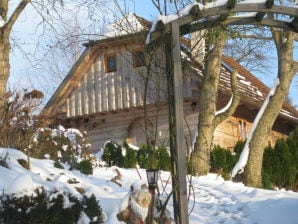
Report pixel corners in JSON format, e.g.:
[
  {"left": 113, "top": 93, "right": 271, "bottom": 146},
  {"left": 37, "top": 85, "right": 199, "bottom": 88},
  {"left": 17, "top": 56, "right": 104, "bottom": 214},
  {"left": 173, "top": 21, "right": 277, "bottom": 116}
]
[
  {"left": 82, "top": 194, "right": 104, "bottom": 224},
  {"left": 274, "top": 139, "right": 296, "bottom": 189},
  {"left": 137, "top": 144, "right": 151, "bottom": 169},
  {"left": 17, "top": 159, "right": 30, "bottom": 170},
  {"left": 262, "top": 146, "right": 275, "bottom": 189},
  {"left": 286, "top": 127, "right": 298, "bottom": 190},
  {"left": 210, "top": 145, "right": 234, "bottom": 173},
  {"left": 77, "top": 159, "right": 93, "bottom": 175},
  {"left": 156, "top": 146, "right": 171, "bottom": 171},
  {"left": 102, "top": 141, "right": 123, "bottom": 167},
  {"left": 0, "top": 187, "right": 104, "bottom": 224},
  {"left": 54, "top": 161, "right": 64, "bottom": 169},
  {"left": 122, "top": 142, "right": 137, "bottom": 168}
]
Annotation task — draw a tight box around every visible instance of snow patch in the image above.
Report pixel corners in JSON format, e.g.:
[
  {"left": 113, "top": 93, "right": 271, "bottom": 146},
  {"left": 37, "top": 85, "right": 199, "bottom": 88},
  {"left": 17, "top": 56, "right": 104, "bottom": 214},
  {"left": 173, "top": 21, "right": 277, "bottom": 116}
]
[
  {"left": 232, "top": 78, "right": 280, "bottom": 177},
  {"left": 8, "top": 174, "right": 35, "bottom": 195},
  {"left": 215, "top": 94, "right": 233, "bottom": 116}
]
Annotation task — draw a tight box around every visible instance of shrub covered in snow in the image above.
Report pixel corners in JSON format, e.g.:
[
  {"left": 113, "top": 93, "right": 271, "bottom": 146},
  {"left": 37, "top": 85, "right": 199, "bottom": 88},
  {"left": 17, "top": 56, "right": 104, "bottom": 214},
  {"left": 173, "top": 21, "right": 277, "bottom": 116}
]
[
  {"left": 0, "top": 90, "right": 43, "bottom": 150},
  {"left": 76, "top": 159, "right": 93, "bottom": 175},
  {"left": 30, "top": 126, "right": 92, "bottom": 169},
  {"left": 122, "top": 142, "right": 137, "bottom": 168},
  {"left": 0, "top": 187, "right": 104, "bottom": 224},
  {"left": 102, "top": 141, "right": 124, "bottom": 167}
]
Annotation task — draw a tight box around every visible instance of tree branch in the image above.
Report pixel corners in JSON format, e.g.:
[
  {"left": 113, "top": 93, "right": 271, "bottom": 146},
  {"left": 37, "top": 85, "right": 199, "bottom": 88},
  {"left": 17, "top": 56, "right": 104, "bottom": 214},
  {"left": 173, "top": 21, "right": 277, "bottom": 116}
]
[
  {"left": 214, "top": 69, "right": 240, "bottom": 126},
  {"left": 294, "top": 61, "right": 298, "bottom": 73},
  {"left": 4, "top": 0, "right": 30, "bottom": 33}
]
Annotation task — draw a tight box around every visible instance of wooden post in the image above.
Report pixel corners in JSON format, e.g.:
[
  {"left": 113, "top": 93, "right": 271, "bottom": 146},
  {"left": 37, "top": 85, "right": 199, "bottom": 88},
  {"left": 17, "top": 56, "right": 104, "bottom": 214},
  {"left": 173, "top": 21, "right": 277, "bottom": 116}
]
[{"left": 166, "top": 21, "right": 189, "bottom": 224}]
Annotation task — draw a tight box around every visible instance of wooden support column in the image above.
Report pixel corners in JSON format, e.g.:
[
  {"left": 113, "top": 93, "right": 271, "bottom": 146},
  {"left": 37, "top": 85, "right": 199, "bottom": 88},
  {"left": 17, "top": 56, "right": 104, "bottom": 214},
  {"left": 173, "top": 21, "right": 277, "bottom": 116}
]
[{"left": 166, "top": 21, "right": 189, "bottom": 224}]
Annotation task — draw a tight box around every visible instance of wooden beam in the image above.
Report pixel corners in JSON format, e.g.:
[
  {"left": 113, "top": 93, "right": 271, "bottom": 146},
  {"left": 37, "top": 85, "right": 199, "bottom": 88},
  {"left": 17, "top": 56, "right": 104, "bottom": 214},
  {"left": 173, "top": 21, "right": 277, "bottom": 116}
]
[
  {"left": 166, "top": 21, "right": 189, "bottom": 224},
  {"left": 148, "top": 4, "right": 298, "bottom": 44}
]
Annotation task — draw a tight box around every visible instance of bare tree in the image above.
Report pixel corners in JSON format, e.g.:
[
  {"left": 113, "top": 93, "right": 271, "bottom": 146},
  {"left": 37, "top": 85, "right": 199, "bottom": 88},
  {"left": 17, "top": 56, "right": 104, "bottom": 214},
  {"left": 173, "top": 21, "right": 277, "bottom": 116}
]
[
  {"left": 190, "top": 27, "right": 240, "bottom": 175},
  {"left": 232, "top": 30, "right": 298, "bottom": 187}
]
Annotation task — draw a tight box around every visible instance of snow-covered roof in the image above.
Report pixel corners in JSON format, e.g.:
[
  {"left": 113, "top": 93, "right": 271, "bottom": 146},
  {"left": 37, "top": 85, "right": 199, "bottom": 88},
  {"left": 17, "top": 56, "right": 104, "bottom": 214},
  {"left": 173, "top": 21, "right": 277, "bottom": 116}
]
[{"left": 103, "top": 13, "right": 150, "bottom": 39}]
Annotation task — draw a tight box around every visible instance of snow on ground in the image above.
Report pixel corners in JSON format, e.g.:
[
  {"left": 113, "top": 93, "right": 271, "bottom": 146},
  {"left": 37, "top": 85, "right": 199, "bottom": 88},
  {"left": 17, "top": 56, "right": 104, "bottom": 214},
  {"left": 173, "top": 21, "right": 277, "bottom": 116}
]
[{"left": 0, "top": 148, "right": 298, "bottom": 224}]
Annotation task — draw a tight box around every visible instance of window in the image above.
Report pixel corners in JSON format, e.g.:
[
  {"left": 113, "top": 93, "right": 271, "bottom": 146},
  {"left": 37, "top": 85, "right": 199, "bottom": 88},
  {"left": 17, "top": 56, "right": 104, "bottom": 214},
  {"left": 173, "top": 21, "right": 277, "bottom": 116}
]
[
  {"left": 105, "top": 54, "right": 117, "bottom": 72},
  {"left": 133, "top": 50, "right": 145, "bottom": 67},
  {"left": 238, "top": 120, "right": 247, "bottom": 140}
]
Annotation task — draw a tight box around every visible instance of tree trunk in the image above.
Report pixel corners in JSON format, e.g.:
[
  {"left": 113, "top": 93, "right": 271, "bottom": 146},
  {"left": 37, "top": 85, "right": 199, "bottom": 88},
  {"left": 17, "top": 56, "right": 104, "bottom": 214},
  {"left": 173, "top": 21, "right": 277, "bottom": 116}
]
[
  {"left": 190, "top": 35, "right": 225, "bottom": 175},
  {"left": 244, "top": 30, "right": 297, "bottom": 187},
  {"left": 0, "top": 0, "right": 30, "bottom": 106},
  {"left": 0, "top": 29, "right": 10, "bottom": 106}
]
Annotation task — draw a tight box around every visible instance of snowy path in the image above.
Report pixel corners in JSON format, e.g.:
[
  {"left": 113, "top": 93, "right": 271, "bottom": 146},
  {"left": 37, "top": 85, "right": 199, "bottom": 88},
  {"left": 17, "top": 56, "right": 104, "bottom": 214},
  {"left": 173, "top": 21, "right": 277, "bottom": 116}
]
[{"left": 189, "top": 184, "right": 250, "bottom": 224}]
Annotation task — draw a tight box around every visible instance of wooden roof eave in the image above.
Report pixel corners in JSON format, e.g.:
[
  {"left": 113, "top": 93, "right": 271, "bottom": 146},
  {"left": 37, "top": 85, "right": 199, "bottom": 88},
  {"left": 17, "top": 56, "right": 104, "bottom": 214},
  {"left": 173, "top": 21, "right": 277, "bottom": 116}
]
[{"left": 41, "top": 46, "right": 95, "bottom": 117}]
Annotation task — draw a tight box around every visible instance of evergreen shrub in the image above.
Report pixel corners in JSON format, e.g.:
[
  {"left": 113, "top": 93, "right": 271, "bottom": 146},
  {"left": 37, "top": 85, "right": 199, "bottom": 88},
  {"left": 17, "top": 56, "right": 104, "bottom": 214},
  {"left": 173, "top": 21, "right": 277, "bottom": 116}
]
[
  {"left": 122, "top": 142, "right": 137, "bottom": 168},
  {"left": 156, "top": 146, "right": 171, "bottom": 171},
  {"left": 82, "top": 194, "right": 104, "bottom": 224},
  {"left": 77, "top": 159, "right": 93, "bottom": 175},
  {"left": 53, "top": 161, "right": 64, "bottom": 169},
  {"left": 102, "top": 141, "right": 123, "bottom": 167},
  {"left": 137, "top": 144, "right": 151, "bottom": 169},
  {"left": 0, "top": 188, "right": 104, "bottom": 224},
  {"left": 17, "top": 159, "right": 30, "bottom": 170},
  {"left": 211, "top": 145, "right": 234, "bottom": 172}
]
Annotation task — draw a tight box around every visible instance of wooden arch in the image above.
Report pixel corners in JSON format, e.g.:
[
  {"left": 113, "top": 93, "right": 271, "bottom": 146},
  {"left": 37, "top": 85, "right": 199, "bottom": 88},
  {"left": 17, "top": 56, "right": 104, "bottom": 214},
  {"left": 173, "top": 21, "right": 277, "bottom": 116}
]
[
  {"left": 147, "top": 1, "right": 298, "bottom": 43},
  {"left": 146, "top": 1, "right": 298, "bottom": 224}
]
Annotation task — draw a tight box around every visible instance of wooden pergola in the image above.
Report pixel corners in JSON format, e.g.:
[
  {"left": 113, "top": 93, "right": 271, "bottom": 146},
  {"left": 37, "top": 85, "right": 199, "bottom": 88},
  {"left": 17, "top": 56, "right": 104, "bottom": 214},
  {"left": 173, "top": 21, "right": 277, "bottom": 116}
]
[{"left": 146, "top": 1, "right": 298, "bottom": 224}]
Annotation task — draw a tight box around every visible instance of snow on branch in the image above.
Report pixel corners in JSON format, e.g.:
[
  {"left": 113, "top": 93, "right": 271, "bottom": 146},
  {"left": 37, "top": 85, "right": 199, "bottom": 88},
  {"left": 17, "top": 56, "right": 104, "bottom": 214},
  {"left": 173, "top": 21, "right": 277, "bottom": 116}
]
[
  {"left": 231, "top": 78, "right": 280, "bottom": 178},
  {"left": 0, "top": 15, "right": 5, "bottom": 27},
  {"left": 214, "top": 69, "right": 240, "bottom": 126},
  {"left": 215, "top": 95, "right": 233, "bottom": 116}
]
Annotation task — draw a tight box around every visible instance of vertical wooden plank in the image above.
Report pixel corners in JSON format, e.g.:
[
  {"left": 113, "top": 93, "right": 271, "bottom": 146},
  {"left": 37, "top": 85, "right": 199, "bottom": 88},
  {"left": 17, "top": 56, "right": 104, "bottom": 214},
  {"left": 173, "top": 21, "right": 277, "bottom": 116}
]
[
  {"left": 111, "top": 73, "right": 116, "bottom": 110},
  {"left": 88, "top": 64, "right": 95, "bottom": 114},
  {"left": 66, "top": 98, "right": 70, "bottom": 117},
  {"left": 102, "top": 60, "right": 107, "bottom": 111},
  {"left": 81, "top": 75, "right": 86, "bottom": 114},
  {"left": 77, "top": 83, "right": 82, "bottom": 116},
  {"left": 70, "top": 91, "right": 75, "bottom": 117},
  {"left": 74, "top": 88, "right": 79, "bottom": 116},
  {"left": 122, "top": 50, "right": 129, "bottom": 108},
  {"left": 98, "top": 56, "right": 103, "bottom": 112},
  {"left": 166, "top": 21, "right": 189, "bottom": 224},
  {"left": 94, "top": 60, "right": 99, "bottom": 113}
]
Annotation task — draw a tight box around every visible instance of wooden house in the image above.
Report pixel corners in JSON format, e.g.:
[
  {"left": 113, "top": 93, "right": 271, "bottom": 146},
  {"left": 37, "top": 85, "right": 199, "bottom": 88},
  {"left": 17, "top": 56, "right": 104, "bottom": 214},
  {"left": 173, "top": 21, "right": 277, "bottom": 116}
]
[{"left": 41, "top": 14, "right": 298, "bottom": 152}]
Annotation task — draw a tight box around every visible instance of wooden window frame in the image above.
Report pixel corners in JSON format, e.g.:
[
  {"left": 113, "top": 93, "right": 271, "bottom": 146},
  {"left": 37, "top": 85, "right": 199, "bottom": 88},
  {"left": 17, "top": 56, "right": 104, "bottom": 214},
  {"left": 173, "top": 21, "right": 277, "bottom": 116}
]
[
  {"left": 238, "top": 119, "right": 247, "bottom": 141},
  {"left": 105, "top": 54, "right": 117, "bottom": 73},
  {"left": 133, "top": 50, "right": 145, "bottom": 68}
]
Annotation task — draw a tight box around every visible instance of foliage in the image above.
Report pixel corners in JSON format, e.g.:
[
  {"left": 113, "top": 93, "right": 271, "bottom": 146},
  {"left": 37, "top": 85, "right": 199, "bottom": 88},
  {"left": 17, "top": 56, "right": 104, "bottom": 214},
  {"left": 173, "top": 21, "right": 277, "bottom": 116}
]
[
  {"left": 0, "top": 152, "right": 9, "bottom": 168},
  {"left": 102, "top": 141, "right": 123, "bottom": 167},
  {"left": 53, "top": 161, "right": 64, "bottom": 169},
  {"left": 262, "top": 136, "right": 297, "bottom": 190},
  {"left": 122, "top": 142, "right": 137, "bottom": 168},
  {"left": 17, "top": 159, "right": 30, "bottom": 170},
  {"left": 210, "top": 145, "right": 234, "bottom": 180},
  {"left": 286, "top": 127, "right": 298, "bottom": 190},
  {"left": 0, "top": 187, "right": 104, "bottom": 223},
  {"left": 155, "top": 146, "right": 171, "bottom": 171},
  {"left": 82, "top": 194, "right": 104, "bottom": 224},
  {"left": 137, "top": 144, "right": 151, "bottom": 169},
  {"left": 0, "top": 187, "right": 84, "bottom": 224},
  {"left": 77, "top": 159, "right": 93, "bottom": 175},
  {"left": 0, "top": 90, "right": 43, "bottom": 150},
  {"left": 30, "top": 126, "right": 91, "bottom": 169},
  {"left": 233, "top": 140, "right": 245, "bottom": 161},
  {"left": 262, "top": 146, "right": 275, "bottom": 189}
]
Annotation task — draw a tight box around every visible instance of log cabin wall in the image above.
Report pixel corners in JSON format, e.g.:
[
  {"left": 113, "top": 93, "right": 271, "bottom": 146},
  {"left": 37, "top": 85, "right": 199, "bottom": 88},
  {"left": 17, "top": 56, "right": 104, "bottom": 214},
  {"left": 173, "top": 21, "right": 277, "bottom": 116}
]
[
  {"left": 65, "top": 42, "right": 168, "bottom": 117},
  {"left": 62, "top": 100, "right": 287, "bottom": 152}
]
